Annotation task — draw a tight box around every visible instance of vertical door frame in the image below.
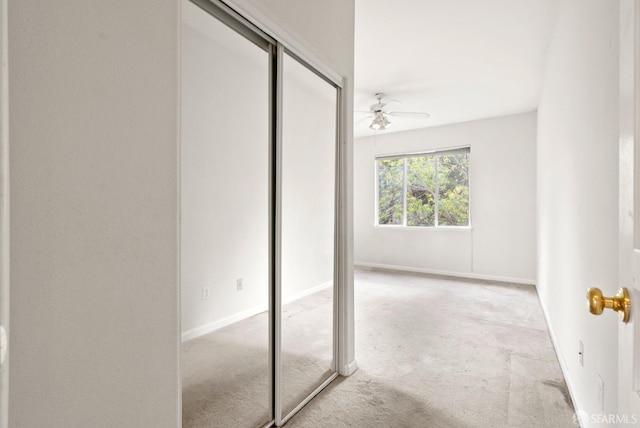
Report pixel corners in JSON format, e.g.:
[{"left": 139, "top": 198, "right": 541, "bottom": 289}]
[
  {"left": 631, "top": 0, "right": 640, "bottom": 397},
  {"left": 0, "top": 0, "right": 9, "bottom": 425},
  {"left": 619, "top": 0, "right": 640, "bottom": 419},
  {"left": 272, "top": 42, "right": 284, "bottom": 427}
]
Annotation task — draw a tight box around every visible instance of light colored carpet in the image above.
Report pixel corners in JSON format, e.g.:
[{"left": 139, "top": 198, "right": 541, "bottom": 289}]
[
  {"left": 182, "top": 268, "right": 576, "bottom": 428},
  {"left": 182, "top": 287, "right": 335, "bottom": 428}
]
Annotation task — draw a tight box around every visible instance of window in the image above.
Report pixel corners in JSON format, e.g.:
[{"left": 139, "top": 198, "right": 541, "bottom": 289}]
[{"left": 377, "top": 148, "right": 470, "bottom": 227}]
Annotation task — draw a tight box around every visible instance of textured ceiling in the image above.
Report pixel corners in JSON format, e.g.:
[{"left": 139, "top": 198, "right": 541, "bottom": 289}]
[{"left": 354, "top": 0, "right": 561, "bottom": 138}]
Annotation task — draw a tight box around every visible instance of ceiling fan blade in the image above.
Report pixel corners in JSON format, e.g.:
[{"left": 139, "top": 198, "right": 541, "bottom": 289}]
[
  {"left": 388, "top": 111, "right": 430, "bottom": 119},
  {"left": 355, "top": 115, "right": 373, "bottom": 124},
  {"left": 381, "top": 100, "right": 402, "bottom": 113}
]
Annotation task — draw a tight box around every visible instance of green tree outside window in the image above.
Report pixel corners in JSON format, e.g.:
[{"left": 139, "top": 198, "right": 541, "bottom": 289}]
[{"left": 376, "top": 149, "right": 469, "bottom": 227}]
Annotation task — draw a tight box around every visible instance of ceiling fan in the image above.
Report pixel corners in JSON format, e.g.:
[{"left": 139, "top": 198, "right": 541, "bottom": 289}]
[{"left": 357, "top": 93, "right": 430, "bottom": 131}]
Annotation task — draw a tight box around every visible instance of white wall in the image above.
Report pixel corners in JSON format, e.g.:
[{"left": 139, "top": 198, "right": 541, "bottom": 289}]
[
  {"left": 354, "top": 112, "right": 537, "bottom": 283},
  {"left": 8, "top": 1, "right": 180, "bottom": 427},
  {"left": 536, "top": 0, "right": 619, "bottom": 422}
]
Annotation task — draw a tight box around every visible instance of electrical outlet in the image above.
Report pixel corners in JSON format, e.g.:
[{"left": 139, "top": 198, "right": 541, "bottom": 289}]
[
  {"left": 202, "top": 287, "right": 211, "bottom": 300},
  {"left": 578, "top": 341, "right": 584, "bottom": 367},
  {"left": 597, "top": 374, "right": 604, "bottom": 411},
  {"left": 236, "top": 278, "right": 243, "bottom": 291}
]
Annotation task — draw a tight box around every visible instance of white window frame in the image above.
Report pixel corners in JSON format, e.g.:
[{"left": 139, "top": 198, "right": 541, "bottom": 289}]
[{"left": 375, "top": 147, "right": 471, "bottom": 228}]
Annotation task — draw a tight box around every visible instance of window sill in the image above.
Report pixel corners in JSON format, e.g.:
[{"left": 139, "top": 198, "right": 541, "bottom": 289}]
[{"left": 374, "top": 225, "right": 473, "bottom": 231}]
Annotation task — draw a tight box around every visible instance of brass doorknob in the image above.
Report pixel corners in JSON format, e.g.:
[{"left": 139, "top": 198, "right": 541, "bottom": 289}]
[{"left": 586, "top": 287, "right": 631, "bottom": 323}]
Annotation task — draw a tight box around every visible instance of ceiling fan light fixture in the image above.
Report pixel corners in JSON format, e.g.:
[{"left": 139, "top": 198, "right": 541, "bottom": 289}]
[
  {"left": 369, "top": 112, "right": 390, "bottom": 131},
  {"left": 360, "top": 93, "right": 430, "bottom": 133}
]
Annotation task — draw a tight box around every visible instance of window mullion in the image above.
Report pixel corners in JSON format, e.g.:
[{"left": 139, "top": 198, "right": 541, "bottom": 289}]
[
  {"left": 403, "top": 158, "right": 408, "bottom": 226},
  {"left": 434, "top": 155, "right": 439, "bottom": 227}
]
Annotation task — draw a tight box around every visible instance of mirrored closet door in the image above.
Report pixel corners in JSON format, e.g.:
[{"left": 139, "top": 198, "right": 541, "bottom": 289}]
[
  {"left": 181, "top": 1, "right": 272, "bottom": 427},
  {"left": 180, "top": 1, "right": 341, "bottom": 427},
  {"left": 278, "top": 51, "right": 338, "bottom": 423}
]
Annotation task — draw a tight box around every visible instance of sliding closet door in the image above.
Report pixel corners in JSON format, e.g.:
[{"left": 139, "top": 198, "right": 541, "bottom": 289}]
[
  {"left": 279, "top": 52, "right": 338, "bottom": 420},
  {"left": 180, "top": 1, "right": 272, "bottom": 427}
]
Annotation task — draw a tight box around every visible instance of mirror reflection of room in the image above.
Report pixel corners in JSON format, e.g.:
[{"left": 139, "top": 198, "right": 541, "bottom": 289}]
[
  {"left": 280, "top": 52, "right": 337, "bottom": 416},
  {"left": 180, "top": 2, "right": 271, "bottom": 426},
  {"left": 180, "top": 2, "right": 338, "bottom": 426}
]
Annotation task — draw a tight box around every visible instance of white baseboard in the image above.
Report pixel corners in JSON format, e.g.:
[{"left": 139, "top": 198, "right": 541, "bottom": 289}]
[
  {"left": 182, "top": 304, "right": 267, "bottom": 342},
  {"left": 354, "top": 261, "right": 536, "bottom": 286},
  {"left": 182, "top": 281, "right": 333, "bottom": 343},
  {"left": 537, "top": 293, "right": 581, "bottom": 425}
]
